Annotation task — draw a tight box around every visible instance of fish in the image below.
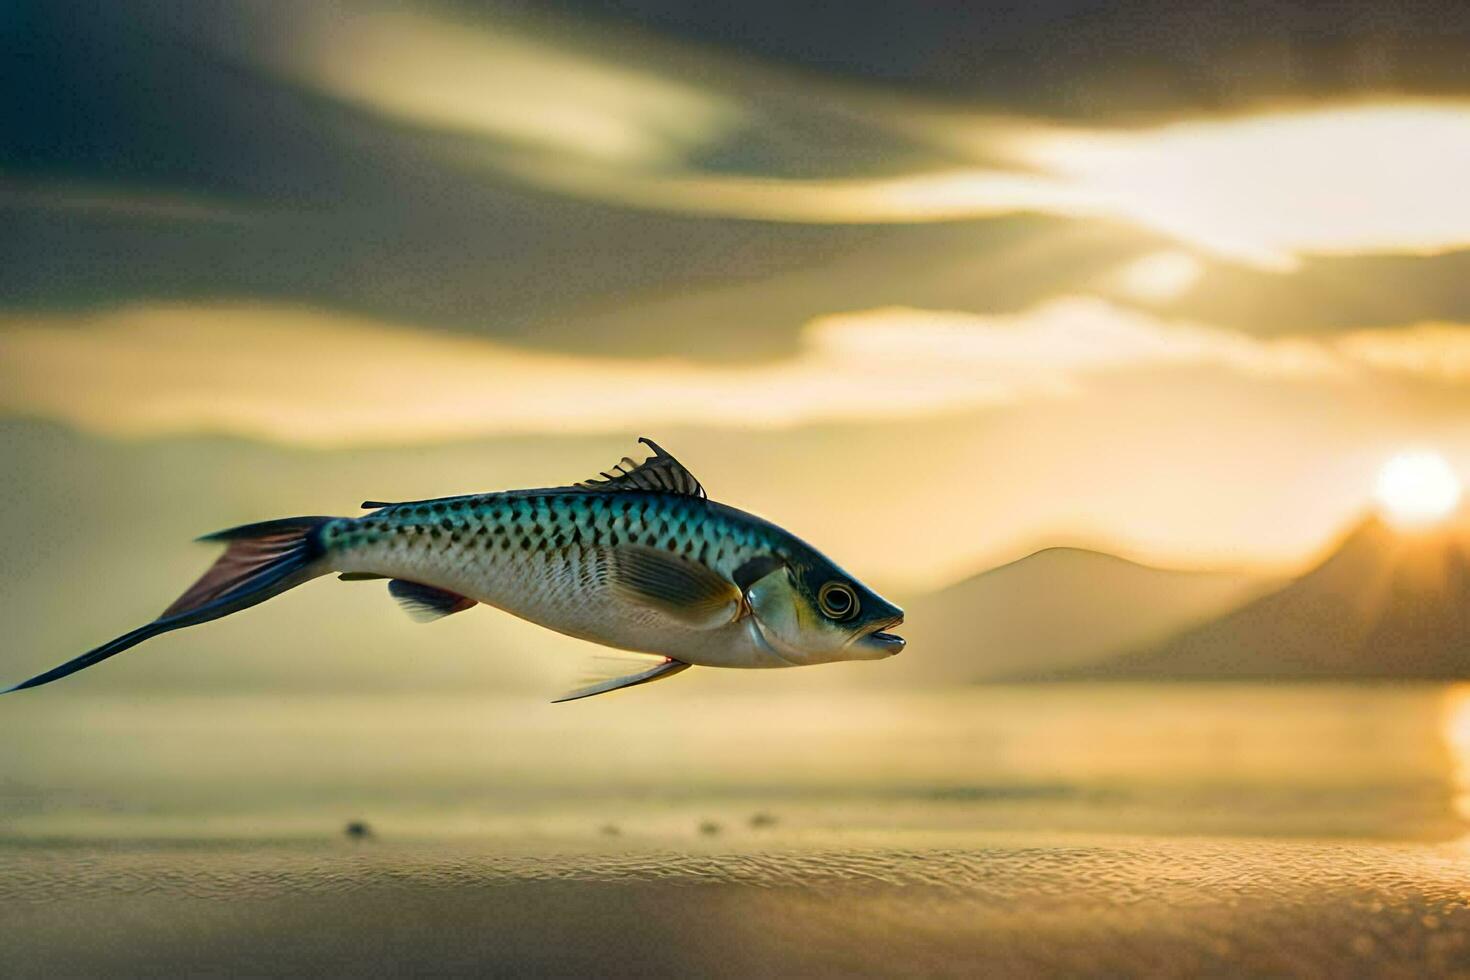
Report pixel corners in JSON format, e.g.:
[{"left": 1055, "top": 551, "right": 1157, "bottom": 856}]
[{"left": 3, "top": 439, "right": 904, "bottom": 701}]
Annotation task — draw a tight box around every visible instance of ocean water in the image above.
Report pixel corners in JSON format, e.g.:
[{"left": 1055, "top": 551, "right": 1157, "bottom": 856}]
[{"left": 2, "top": 683, "right": 1466, "bottom": 843}]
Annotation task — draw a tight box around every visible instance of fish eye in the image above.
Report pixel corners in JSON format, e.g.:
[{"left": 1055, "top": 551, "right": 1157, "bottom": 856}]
[{"left": 818, "top": 581, "right": 859, "bottom": 620}]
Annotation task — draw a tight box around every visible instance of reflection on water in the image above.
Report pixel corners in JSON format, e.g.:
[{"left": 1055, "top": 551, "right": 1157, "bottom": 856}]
[
  {"left": 1440, "top": 684, "right": 1470, "bottom": 824},
  {"left": 0, "top": 684, "right": 1463, "bottom": 842}
]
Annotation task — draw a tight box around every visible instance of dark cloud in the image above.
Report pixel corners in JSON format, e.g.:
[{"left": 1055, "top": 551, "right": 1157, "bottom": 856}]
[
  {"left": 0, "top": 2, "right": 905, "bottom": 356},
  {"left": 542, "top": 0, "right": 1470, "bottom": 115},
  {"left": 3, "top": 0, "right": 1470, "bottom": 361},
  {"left": 1173, "top": 251, "right": 1470, "bottom": 334}
]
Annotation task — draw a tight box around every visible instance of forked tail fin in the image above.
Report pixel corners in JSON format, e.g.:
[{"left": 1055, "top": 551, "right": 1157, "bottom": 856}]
[{"left": 3, "top": 516, "right": 334, "bottom": 694}]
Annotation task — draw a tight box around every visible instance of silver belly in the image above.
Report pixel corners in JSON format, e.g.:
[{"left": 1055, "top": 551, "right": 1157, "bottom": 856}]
[{"left": 333, "top": 539, "right": 792, "bottom": 669}]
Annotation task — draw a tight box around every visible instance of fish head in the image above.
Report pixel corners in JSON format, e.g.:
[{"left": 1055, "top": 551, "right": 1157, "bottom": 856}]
[{"left": 743, "top": 553, "right": 904, "bottom": 665}]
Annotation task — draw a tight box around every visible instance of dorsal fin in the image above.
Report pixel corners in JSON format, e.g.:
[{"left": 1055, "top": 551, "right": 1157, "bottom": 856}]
[
  {"left": 358, "top": 439, "right": 704, "bottom": 511},
  {"left": 575, "top": 438, "right": 705, "bottom": 499}
]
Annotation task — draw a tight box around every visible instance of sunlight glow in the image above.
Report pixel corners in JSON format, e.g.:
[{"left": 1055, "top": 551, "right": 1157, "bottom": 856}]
[
  {"left": 1020, "top": 103, "right": 1470, "bottom": 269},
  {"left": 7, "top": 301, "right": 1470, "bottom": 447},
  {"left": 1440, "top": 685, "right": 1470, "bottom": 824},
  {"left": 1374, "top": 451, "right": 1463, "bottom": 530},
  {"left": 1115, "top": 251, "right": 1204, "bottom": 302},
  {"left": 0, "top": 300, "right": 1342, "bottom": 446},
  {"left": 1335, "top": 324, "right": 1470, "bottom": 381}
]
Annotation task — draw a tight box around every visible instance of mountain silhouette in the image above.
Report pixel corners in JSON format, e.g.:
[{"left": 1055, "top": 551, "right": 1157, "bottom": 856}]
[
  {"left": 1062, "top": 513, "right": 1470, "bottom": 679},
  {"left": 890, "top": 547, "right": 1271, "bottom": 683}
]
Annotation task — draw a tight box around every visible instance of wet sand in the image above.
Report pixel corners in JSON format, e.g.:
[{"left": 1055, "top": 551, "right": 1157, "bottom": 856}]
[{"left": 7, "top": 833, "right": 1470, "bottom": 977}]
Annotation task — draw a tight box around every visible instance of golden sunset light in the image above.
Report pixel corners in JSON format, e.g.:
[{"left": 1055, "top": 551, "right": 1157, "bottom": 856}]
[
  {"left": 1374, "top": 451, "right": 1464, "bottom": 530},
  {"left": 17, "top": 297, "right": 1470, "bottom": 447},
  {"left": 1442, "top": 686, "right": 1470, "bottom": 823},
  {"left": 10, "top": 3, "right": 1470, "bottom": 975},
  {"left": 1114, "top": 250, "right": 1205, "bottom": 303},
  {"left": 1019, "top": 102, "right": 1470, "bottom": 268}
]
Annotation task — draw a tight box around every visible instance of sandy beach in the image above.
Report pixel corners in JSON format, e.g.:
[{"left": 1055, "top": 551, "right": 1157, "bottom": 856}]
[
  {"left": 4, "top": 687, "right": 1470, "bottom": 975},
  {"left": 7, "top": 833, "right": 1470, "bottom": 977}
]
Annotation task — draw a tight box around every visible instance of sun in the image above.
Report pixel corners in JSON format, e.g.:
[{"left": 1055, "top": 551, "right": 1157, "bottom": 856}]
[{"left": 1373, "top": 451, "right": 1463, "bottom": 530}]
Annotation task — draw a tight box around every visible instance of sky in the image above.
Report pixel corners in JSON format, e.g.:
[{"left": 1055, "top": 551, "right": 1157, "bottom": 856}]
[{"left": 5, "top": 0, "right": 1470, "bottom": 626}]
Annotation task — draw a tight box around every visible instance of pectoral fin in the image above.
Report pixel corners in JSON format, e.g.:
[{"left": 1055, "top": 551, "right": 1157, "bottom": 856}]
[
  {"left": 605, "top": 545, "right": 741, "bottom": 628},
  {"left": 553, "top": 657, "right": 691, "bottom": 703},
  {"left": 387, "top": 580, "right": 477, "bottom": 622}
]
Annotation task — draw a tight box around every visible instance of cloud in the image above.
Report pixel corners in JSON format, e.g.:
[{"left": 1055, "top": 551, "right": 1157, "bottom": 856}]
[
  {"left": 1013, "top": 103, "right": 1470, "bottom": 269},
  {"left": 1, "top": 297, "right": 1429, "bottom": 447},
  {"left": 1114, "top": 251, "right": 1204, "bottom": 302},
  {"left": 0, "top": 180, "right": 258, "bottom": 224},
  {"left": 1333, "top": 324, "right": 1470, "bottom": 380},
  {"left": 21, "top": 4, "right": 1470, "bottom": 278},
  {"left": 251, "top": 3, "right": 1470, "bottom": 270},
  {"left": 208, "top": 2, "right": 742, "bottom": 169},
  {"left": 498, "top": 101, "right": 1470, "bottom": 270}
]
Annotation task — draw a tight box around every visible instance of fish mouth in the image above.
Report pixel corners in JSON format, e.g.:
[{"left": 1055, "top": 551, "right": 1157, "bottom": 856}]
[{"left": 855, "top": 616, "right": 905, "bottom": 656}]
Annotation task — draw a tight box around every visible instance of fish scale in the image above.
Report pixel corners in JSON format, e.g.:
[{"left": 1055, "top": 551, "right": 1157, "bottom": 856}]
[{"left": 323, "top": 491, "right": 782, "bottom": 666}]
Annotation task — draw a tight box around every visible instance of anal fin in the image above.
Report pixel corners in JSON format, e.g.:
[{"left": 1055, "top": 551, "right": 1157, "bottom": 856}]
[
  {"left": 388, "top": 579, "right": 477, "bottom": 622},
  {"left": 553, "top": 657, "right": 691, "bottom": 703}
]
